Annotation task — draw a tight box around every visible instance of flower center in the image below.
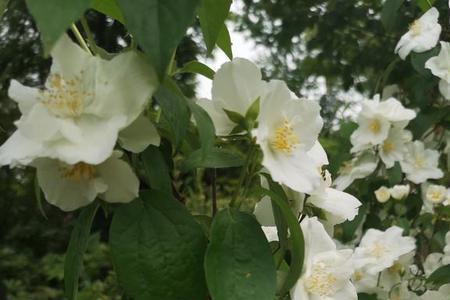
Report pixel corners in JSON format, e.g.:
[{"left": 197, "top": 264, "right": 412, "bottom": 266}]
[
  {"left": 388, "top": 261, "right": 403, "bottom": 274},
  {"left": 304, "top": 262, "right": 337, "bottom": 297},
  {"left": 428, "top": 191, "right": 444, "bottom": 204},
  {"left": 382, "top": 141, "right": 395, "bottom": 153},
  {"left": 409, "top": 20, "right": 422, "bottom": 36},
  {"left": 270, "top": 119, "right": 299, "bottom": 154},
  {"left": 40, "top": 74, "right": 90, "bottom": 118},
  {"left": 414, "top": 156, "right": 424, "bottom": 168},
  {"left": 368, "top": 119, "right": 381, "bottom": 134},
  {"left": 61, "top": 162, "right": 96, "bottom": 181},
  {"left": 352, "top": 270, "right": 363, "bottom": 282},
  {"left": 370, "top": 242, "right": 387, "bottom": 258}
]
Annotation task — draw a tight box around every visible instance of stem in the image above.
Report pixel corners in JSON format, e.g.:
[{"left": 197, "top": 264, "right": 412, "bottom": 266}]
[
  {"left": 229, "top": 143, "right": 256, "bottom": 208},
  {"left": 211, "top": 168, "right": 217, "bottom": 216},
  {"left": 426, "top": 0, "right": 432, "bottom": 8},
  {"left": 80, "top": 17, "right": 99, "bottom": 56},
  {"left": 70, "top": 23, "right": 92, "bottom": 55}
]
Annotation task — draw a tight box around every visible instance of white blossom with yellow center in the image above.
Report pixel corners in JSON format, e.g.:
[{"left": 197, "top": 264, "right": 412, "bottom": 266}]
[
  {"left": 0, "top": 35, "right": 159, "bottom": 167},
  {"left": 425, "top": 184, "right": 447, "bottom": 204},
  {"left": 334, "top": 151, "right": 378, "bottom": 191},
  {"left": 353, "top": 226, "right": 416, "bottom": 275},
  {"left": 291, "top": 217, "right": 357, "bottom": 300},
  {"left": 400, "top": 141, "right": 443, "bottom": 184},
  {"left": 395, "top": 7, "right": 441, "bottom": 60},
  {"left": 33, "top": 151, "right": 139, "bottom": 211},
  {"left": 350, "top": 95, "right": 416, "bottom": 153},
  {"left": 426, "top": 41, "right": 450, "bottom": 101},
  {"left": 379, "top": 125, "right": 412, "bottom": 168},
  {"left": 255, "top": 80, "right": 327, "bottom": 194}
]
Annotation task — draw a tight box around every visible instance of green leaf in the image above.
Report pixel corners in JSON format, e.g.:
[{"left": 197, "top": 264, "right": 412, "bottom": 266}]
[
  {"left": 223, "top": 108, "right": 246, "bottom": 129},
  {"left": 426, "top": 264, "right": 450, "bottom": 287},
  {"left": 411, "top": 46, "right": 440, "bottom": 76},
  {"left": 183, "top": 147, "right": 244, "bottom": 170},
  {"left": 154, "top": 84, "right": 190, "bottom": 148},
  {"left": 0, "top": 0, "right": 9, "bottom": 18},
  {"left": 256, "top": 188, "right": 305, "bottom": 294},
  {"left": 381, "top": 0, "right": 404, "bottom": 32},
  {"left": 91, "top": 0, "right": 124, "bottom": 23},
  {"left": 187, "top": 101, "right": 216, "bottom": 158},
  {"left": 110, "top": 190, "right": 208, "bottom": 300},
  {"left": 174, "top": 60, "right": 215, "bottom": 80},
  {"left": 415, "top": 0, "right": 435, "bottom": 12},
  {"left": 198, "top": 0, "right": 232, "bottom": 53},
  {"left": 217, "top": 24, "right": 233, "bottom": 59},
  {"left": 116, "top": 0, "right": 200, "bottom": 78},
  {"left": 64, "top": 202, "right": 99, "bottom": 300},
  {"left": 26, "top": 0, "right": 91, "bottom": 53},
  {"left": 193, "top": 214, "right": 212, "bottom": 238},
  {"left": 358, "top": 293, "right": 378, "bottom": 300},
  {"left": 245, "top": 97, "right": 260, "bottom": 125},
  {"left": 141, "top": 145, "right": 172, "bottom": 193},
  {"left": 205, "top": 208, "right": 277, "bottom": 300},
  {"left": 387, "top": 162, "right": 402, "bottom": 185},
  {"left": 341, "top": 204, "right": 367, "bottom": 243}
]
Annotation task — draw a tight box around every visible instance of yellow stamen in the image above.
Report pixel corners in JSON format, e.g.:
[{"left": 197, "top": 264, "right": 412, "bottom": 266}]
[
  {"left": 368, "top": 119, "right": 381, "bottom": 134},
  {"left": 270, "top": 119, "right": 299, "bottom": 154},
  {"left": 304, "top": 262, "right": 337, "bottom": 297},
  {"left": 409, "top": 20, "right": 422, "bottom": 36},
  {"left": 61, "top": 162, "right": 96, "bottom": 181},
  {"left": 370, "top": 242, "right": 387, "bottom": 258},
  {"left": 382, "top": 141, "right": 395, "bottom": 153}
]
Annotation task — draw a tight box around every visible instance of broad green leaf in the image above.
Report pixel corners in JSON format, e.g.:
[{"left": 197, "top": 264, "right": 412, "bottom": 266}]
[
  {"left": 64, "top": 202, "right": 99, "bottom": 300},
  {"left": 193, "top": 214, "right": 212, "bottom": 238},
  {"left": 26, "top": 0, "right": 91, "bottom": 53},
  {"left": 187, "top": 101, "right": 216, "bottom": 157},
  {"left": 257, "top": 188, "right": 305, "bottom": 295},
  {"left": 426, "top": 264, "right": 450, "bottom": 287},
  {"left": 217, "top": 24, "right": 233, "bottom": 59},
  {"left": 174, "top": 60, "right": 215, "bottom": 80},
  {"left": 110, "top": 190, "right": 208, "bottom": 300},
  {"left": 340, "top": 204, "right": 367, "bottom": 243},
  {"left": 410, "top": 106, "right": 450, "bottom": 138},
  {"left": 198, "top": 0, "right": 232, "bottom": 53},
  {"left": 381, "top": 0, "right": 404, "bottom": 32},
  {"left": 116, "top": 0, "right": 200, "bottom": 78},
  {"left": 154, "top": 84, "right": 190, "bottom": 148},
  {"left": 411, "top": 46, "right": 440, "bottom": 76},
  {"left": 183, "top": 147, "right": 244, "bottom": 170},
  {"left": 358, "top": 293, "right": 378, "bottom": 300},
  {"left": 205, "top": 208, "right": 277, "bottom": 300},
  {"left": 387, "top": 162, "right": 402, "bottom": 185},
  {"left": 416, "top": 0, "right": 435, "bottom": 12},
  {"left": 141, "top": 145, "right": 171, "bottom": 193},
  {"left": 91, "top": 0, "right": 124, "bottom": 23},
  {"left": 0, "top": 0, "right": 8, "bottom": 18}
]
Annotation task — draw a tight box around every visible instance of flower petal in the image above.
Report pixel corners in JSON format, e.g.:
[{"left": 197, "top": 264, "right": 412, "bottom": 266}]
[{"left": 119, "top": 114, "right": 160, "bottom": 153}]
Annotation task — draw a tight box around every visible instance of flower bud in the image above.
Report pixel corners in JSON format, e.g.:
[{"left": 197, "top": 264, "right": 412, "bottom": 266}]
[
  {"left": 375, "top": 186, "right": 391, "bottom": 203},
  {"left": 390, "top": 184, "right": 410, "bottom": 200}
]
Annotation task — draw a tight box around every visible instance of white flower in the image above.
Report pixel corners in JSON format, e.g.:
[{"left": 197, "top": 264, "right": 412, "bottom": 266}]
[
  {"left": 334, "top": 151, "right": 379, "bottom": 191},
  {"left": 353, "top": 226, "right": 416, "bottom": 274},
  {"left": 261, "top": 226, "right": 279, "bottom": 242},
  {"left": 395, "top": 7, "right": 441, "bottom": 60},
  {"left": 420, "top": 284, "right": 450, "bottom": 300},
  {"left": 425, "top": 184, "right": 447, "bottom": 204},
  {"left": 379, "top": 126, "right": 412, "bottom": 168},
  {"left": 291, "top": 217, "right": 357, "bottom": 300},
  {"left": 375, "top": 186, "right": 391, "bottom": 203},
  {"left": 390, "top": 184, "right": 410, "bottom": 200},
  {"left": 423, "top": 252, "right": 444, "bottom": 276},
  {"left": 425, "top": 41, "right": 450, "bottom": 100},
  {"left": 351, "top": 96, "right": 416, "bottom": 152},
  {"left": 400, "top": 141, "right": 443, "bottom": 184},
  {"left": 255, "top": 80, "right": 326, "bottom": 194},
  {"left": 118, "top": 114, "right": 160, "bottom": 153},
  {"left": 0, "top": 35, "right": 157, "bottom": 166},
  {"left": 308, "top": 170, "right": 362, "bottom": 225},
  {"left": 33, "top": 151, "right": 139, "bottom": 211},
  {"left": 197, "top": 58, "right": 268, "bottom": 135}
]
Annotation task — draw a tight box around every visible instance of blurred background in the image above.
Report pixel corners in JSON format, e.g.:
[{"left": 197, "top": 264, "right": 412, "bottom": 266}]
[{"left": 0, "top": 0, "right": 442, "bottom": 298}]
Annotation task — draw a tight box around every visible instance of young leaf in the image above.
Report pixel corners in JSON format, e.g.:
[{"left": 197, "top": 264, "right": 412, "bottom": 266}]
[
  {"left": 223, "top": 109, "right": 246, "bottom": 128},
  {"left": 154, "top": 84, "right": 190, "bottom": 148},
  {"left": 26, "top": 0, "right": 91, "bottom": 53},
  {"left": 141, "top": 145, "right": 172, "bottom": 193},
  {"left": 174, "top": 61, "right": 215, "bottom": 80},
  {"left": 183, "top": 147, "right": 244, "bottom": 170},
  {"left": 64, "top": 202, "right": 99, "bottom": 300},
  {"left": 91, "top": 0, "right": 124, "bottom": 23},
  {"left": 410, "top": 46, "right": 440, "bottom": 76},
  {"left": 116, "top": 0, "right": 200, "bottom": 78},
  {"left": 204, "top": 208, "right": 277, "bottom": 300},
  {"left": 187, "top": 101, "right": 216, "bottom": 158},
  {"left": 415, "top": 0, "right": 435, "bottom": 12},
  {"left": 245, "top": 97, "right": 260, "bottom": 124},
  {"left": 387, "top": 162, "right": 402, "bottom": 185},
  {"left": 427, "top": 264, "right": 450, "bottom": 287},
  {"left": 110, "top": 190, "right": 208, "bottom": 300},
  {"left": 198, "top": 0, "right": 232, "bottom": 53},
  {"left": 381, "top": 0, "right": 404, "bottom": 32},
  {"left": 217, "top": 24, "right": 233, "bottom": 59}
]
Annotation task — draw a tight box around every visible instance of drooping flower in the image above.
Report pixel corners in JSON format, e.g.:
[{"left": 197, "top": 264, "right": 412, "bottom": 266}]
[
  {"left": 379, "top": 125, "right": 412, "bottom": 168},
  {"left": 395, "top": 7, "right": 441, "bottom": 60},
  {"left": 425, "top": 41, "right": 450, "bottom": 100},
  {"left": 307, "top": 170, "right": 361, "bottom": 225},
  {"left": 291, "top": 217, "right": 357, "bottom": 300},
  {"left": 255, "top": 80, "right": 326, "bottom": 194},
  {"left": 334, "top": 151, "right": 379, "bottom": 191},
  {"left": 197, "top": 58, "right": 268, "bottom": 136},
  {"left": 351, "top": 96, "right": 416, "bottom": 152},
  {"left": 353, "top": 226, "right": 416, "bottom": 275},
  {"left": 0, "top": 35, "right": 157, "bottom": 166},
  {"left": 375, "top": 186, "right": 391, "bottom": 203},
  {"left": 400, "top": 141, "right": 443, "bottom": 184},
  {"left": 33, "top": 151, "right": 139, "bottom": 211},
  {"left": 390, "top": 184, "right": 410, "bottom": 200}
]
